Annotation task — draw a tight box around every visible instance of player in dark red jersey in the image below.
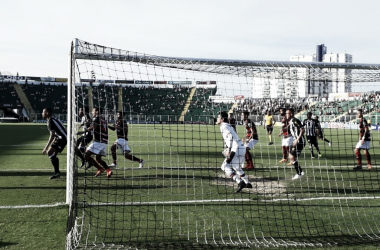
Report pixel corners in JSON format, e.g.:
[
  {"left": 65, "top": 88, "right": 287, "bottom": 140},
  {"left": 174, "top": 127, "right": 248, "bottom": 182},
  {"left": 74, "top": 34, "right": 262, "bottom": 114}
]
[
  {"left": 353, "top": 109, "right": 372, "bottom": 170},
  {"left": 228, "top": 113, "right": 237, "bottom": 132},
  {"left": 314, "top": 116, "right": 331, "bottom": 146},
  {"left": 42, "top": 108, "right": 67, "bottom": 180},
  {"left": 278, "top": 108, "right": 292, "bottom": 163},
  {"left": 85, "top": 107, "right": 112, "bottom": 177},
  {"left": 241, "top": 111, "right": 258, "bottom": 170},
  {"left": 108, "top": 111, "right": 145, "bottom": 169}
]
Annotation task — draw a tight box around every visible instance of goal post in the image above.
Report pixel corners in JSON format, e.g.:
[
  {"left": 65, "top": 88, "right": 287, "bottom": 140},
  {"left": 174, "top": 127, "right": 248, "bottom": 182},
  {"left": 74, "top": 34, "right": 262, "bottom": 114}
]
[{"left": 66, "top": 38, "right": 380, "bottom": 249}]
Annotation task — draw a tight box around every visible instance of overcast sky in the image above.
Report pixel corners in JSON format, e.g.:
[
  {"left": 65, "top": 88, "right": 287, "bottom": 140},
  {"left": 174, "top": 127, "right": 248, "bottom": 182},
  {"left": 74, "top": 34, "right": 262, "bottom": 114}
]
[{"left": 1, "top": 0, "right": 379, "bottom": 78}]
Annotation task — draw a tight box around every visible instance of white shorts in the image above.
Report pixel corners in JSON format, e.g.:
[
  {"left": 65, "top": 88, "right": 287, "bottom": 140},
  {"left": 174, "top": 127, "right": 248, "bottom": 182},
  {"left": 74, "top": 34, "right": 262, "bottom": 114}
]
[
  {"left": 86, "top": 141, "right": 107, "bottom": 156},
  {"left": 282, "top": 136, "right": 294, "bottom": 147},
  {"left": 221, "top": 147, "right": 246, "bottom": 175},
  {"left": 355, "top": 141, "right": 370, "bottom": 150},
  {"left": 115, "top": 138, "right": 131, "bottom": 153},
  {"left": 245, "top": 139, "right": 258, "bottom": 150}
]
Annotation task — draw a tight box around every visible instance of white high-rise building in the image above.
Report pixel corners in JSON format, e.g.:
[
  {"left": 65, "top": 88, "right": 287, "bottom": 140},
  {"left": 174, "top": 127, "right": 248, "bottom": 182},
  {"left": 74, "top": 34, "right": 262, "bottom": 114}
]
[{"left": 252, "top": 45, "right": 352, "bottom": 98}]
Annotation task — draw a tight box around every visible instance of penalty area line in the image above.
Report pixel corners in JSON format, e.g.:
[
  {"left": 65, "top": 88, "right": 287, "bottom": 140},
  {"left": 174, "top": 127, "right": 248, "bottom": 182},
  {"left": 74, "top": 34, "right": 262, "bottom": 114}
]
[{"left": 0, "top": 202, "right": 66, "bottom": 209}]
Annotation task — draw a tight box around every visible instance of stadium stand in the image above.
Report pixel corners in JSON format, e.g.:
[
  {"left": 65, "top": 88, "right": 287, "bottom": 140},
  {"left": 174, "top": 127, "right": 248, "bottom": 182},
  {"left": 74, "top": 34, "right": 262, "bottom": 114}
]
[
  {"left": 4, "top": 76, "right": 380, "bottom": 125},
  {"left": 0, "top": 81, "right": 22, "bottom": 107},
  {"left": 92, "top": 85, "right": 119, "bottom": 111},
  {"left": 0, "top": 81, "right": 24, "bottom": 121},
  {"left": 121, "top": 85, "right": 190, "bottom": 121},
  {"left": 235, "top": 98, "right": 308, "bottom": 116},
  {"left": 184, "top": 87, "right": 227, "bottom": 122},
  {"left": 20, "top": 82, "right": 67, "bottom": 115}
]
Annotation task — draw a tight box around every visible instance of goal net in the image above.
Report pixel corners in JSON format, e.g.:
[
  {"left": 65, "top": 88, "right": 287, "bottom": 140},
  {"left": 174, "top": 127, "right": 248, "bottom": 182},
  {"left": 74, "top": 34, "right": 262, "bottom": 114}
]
[{"left": 66, "top": 39, "right": 380, "bottom": 249}]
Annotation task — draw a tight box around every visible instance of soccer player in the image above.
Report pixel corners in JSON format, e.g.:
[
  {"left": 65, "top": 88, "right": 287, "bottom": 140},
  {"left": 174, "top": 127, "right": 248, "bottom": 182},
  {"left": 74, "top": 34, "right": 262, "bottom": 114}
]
[
  {"left": 286, "top": 108, "right": 306, "bottom": 180},
  {"left": 264, "top": 110, "right": 276, "bottom": 145},
  {"left": 278, "top": 107, "right": 292, "bottom": 163},
  {"left": 85, "top": 107, "right": 112, "bottom": 177},
  {"left": 353, "top": 109, "right": 372, "bottom": 170},
  {"left": 314, "top": 116, "right": 331, "bottom": 146},
  {"left": 75, "top": 107, "right": 93, "bottom": 168},
  {"left": 108, "top": 111, "right": 145, "bottom": 169},
  {"left": 217, "top": 111, "right": 252, "bottom": 193},
  {"left": 228, "top": 112, "right": 237, "bottom": 132},
  {"left": 42, "top": 108, "right": 67, "bottom": 180},
  {"left": 303, "top": 112, "right": 322, "bottom": 158},
  {"left": 242, "top": 111, "right": 258, "bottom": 169}
]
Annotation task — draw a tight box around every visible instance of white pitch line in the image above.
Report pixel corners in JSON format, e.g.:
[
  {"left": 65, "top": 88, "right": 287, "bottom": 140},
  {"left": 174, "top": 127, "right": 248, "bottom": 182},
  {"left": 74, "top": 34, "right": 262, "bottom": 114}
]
[
  {"left": 82, "top": 199, "right": 251, "bottom": 206},
  {"left": 265, "top": 196, "right": 380, "bottom": 202},
  {"left": 0, "top": 169, "right": 55, "bottom": 171},
  {"left": 0, "top": 202, "right": 66, "bottom": 209}
]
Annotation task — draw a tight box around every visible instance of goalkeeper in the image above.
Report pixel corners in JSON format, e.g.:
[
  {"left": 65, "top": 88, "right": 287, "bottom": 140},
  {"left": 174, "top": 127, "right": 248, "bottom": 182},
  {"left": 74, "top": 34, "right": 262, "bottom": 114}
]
[{"left": 217, "top": 111, "right": 252, "bottom": 193}]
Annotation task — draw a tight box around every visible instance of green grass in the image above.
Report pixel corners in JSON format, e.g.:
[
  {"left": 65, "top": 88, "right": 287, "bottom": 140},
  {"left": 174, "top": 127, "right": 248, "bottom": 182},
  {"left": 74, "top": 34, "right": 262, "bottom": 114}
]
[
  {"left": 1, "top": 123, "right": 380, "bottom": 249},
  {"left": 0, "top": 124, "right": 67, "bottom": 249}
]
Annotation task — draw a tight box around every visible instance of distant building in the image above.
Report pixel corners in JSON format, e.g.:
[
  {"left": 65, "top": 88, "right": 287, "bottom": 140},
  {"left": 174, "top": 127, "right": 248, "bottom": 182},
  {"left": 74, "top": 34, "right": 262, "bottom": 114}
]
[{"left": 252, "top": 44, "right": 353, "bottom": 98}]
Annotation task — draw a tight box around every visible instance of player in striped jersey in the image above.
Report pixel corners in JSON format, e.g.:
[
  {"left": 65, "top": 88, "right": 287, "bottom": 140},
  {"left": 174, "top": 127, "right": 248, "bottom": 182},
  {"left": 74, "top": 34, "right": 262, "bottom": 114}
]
[
  {"left": 353, "top": 109, "right": 372, "bottom": 170},
  {"left": 108, "top": 111, "right": 145, "bottom": 169},
  {"left": 75, "top": 107, "right": 93, "bottom": 168},
  {"left": 303, "top": 112, "right": 322, "bottom": 158},
  {"left": 42, "top": 108, "right": 67, "bottom": 180},
  {"left": 286, "top": 108, "right": 305, "bottom": 180},
  {"left": 85, "top": 107, "right": 112, "bottom": 177}
]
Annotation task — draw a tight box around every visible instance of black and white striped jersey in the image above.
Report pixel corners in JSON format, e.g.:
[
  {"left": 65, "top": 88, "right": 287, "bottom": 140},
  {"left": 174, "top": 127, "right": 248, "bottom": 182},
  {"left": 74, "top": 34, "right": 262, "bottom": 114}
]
[
  {"left": 303, "top": 118, "right": 318, "bottom": 137},
  {"left": 80, "top": 114, "right": 91, "bottom": 131},
  {"left": 47, "top": 116, "right": 67, "bottom": 140},
  {"left": 289, "top": 118, "right": 305, "bottom": 144}
]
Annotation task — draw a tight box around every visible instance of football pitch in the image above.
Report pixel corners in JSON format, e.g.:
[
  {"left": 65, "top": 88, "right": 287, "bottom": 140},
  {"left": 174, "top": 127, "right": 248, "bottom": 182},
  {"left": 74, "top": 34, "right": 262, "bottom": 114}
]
[{"left": 1, "top": 123, "right": 380, "bottom": 249}]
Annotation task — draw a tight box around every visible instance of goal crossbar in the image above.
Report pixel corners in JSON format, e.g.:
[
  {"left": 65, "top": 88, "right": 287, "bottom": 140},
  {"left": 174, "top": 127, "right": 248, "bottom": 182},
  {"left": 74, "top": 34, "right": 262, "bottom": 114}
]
[{"left": 74, "top": 38, "right": 380, "bottom": 70}]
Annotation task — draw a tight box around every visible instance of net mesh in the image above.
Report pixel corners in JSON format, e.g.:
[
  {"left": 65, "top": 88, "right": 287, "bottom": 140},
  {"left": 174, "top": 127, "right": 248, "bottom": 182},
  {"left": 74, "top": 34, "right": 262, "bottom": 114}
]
[{"left": 66, "top": 39, "right": 380, "bottom": 249}]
